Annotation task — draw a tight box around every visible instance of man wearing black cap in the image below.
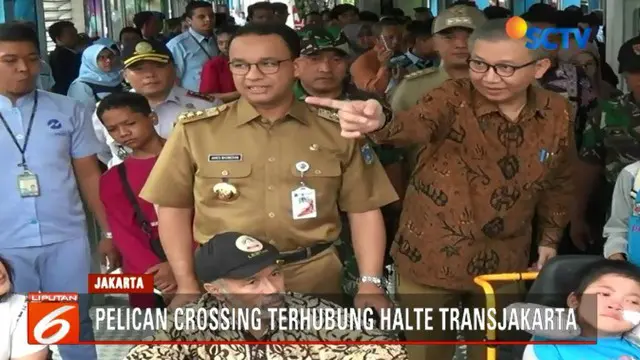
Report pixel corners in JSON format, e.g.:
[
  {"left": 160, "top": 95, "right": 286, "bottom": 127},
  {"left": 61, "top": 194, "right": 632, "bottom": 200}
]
[
  {"left": 125, "top": 232, "right": 407, "bottom": 359},
  {"left": 91, "top": 39, "right": 221, "bottom": 167}
]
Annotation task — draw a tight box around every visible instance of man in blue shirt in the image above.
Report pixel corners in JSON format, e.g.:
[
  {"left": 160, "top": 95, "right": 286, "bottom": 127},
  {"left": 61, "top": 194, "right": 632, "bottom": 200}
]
[
  {"left": 166, "top": 1, "right": 218, "bottom": 92},
  {"left": 0, "top": 22, "right": 119, "bottom": 360}
]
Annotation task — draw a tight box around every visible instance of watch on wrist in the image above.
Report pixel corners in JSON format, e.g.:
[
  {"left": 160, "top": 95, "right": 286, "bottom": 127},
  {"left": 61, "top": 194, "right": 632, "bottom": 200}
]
[
  {"left": 359, "top": 275, "right": 386, "bottom": 288},
  {"left": 102, "top": 231, "right": 113, "bottom": 239}
]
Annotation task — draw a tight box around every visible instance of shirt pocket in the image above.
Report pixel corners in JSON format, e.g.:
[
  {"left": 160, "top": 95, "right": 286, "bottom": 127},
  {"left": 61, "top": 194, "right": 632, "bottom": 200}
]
[
  {"left": 288, "top": 156, "right": 342, "bottom": 204},
  {"left": 194, "top": 162, "right": 252, "bottom": 205}
]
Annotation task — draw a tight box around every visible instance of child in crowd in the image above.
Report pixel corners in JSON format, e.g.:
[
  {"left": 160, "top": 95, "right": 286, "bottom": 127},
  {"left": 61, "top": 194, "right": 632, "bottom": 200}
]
[
  {"left": 603, "top": 161, "right": 640, "bottom": 263},
  {"left": 96, "top": 92, "right": 176, "bottom": 308},
  {"left": 199, "top": 25, "right": 240, "bottom": 102},
  {"left": 523, "top": 260, "right": 640, "bottom": 359}
]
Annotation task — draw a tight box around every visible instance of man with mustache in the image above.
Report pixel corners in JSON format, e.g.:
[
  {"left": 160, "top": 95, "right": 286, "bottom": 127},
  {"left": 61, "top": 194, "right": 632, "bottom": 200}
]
[{"left": 125, "top": 232, "right": 407, "bottom": 359}]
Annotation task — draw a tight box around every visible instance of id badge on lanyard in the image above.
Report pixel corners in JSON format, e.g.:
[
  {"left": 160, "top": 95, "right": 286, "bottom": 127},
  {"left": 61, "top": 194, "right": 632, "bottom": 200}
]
[{"left": 0, "top": 91, "right": 40, "bottom": 198}]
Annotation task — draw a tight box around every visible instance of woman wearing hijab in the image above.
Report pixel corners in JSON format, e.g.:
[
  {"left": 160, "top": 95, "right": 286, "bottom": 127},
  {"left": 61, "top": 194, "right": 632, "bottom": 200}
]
[
  {"left": 67, "top": 44, "right": 123, "bottom": 111},
  {"left": 93, "top": 37, "right": 121, "bottom": 56},
  {"left": 560, "top": 42, "right": 622, "bottom": 101}
]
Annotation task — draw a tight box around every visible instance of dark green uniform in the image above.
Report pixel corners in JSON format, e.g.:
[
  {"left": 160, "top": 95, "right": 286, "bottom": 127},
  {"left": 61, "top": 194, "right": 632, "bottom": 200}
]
[
  {"left": 294, "top": 79, "right": 403, "bottom": 298},
  {"left": 580, "top": 93, "right": 640, "bottom": 183}
]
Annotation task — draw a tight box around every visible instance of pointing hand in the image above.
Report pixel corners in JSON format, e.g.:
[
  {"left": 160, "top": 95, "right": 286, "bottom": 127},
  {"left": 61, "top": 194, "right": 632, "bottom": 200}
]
[{"left": 304, "top": 97, "right": 385, "bottom": 139}]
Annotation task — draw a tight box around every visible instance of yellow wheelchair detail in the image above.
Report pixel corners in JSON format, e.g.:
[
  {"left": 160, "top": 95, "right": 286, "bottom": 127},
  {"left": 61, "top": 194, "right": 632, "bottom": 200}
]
[
  {"left": 473, "top": 255, "right": 605, "bottom": 360},
  {"left": 474, "top": 272, "right": 538, "bottom": 360}
]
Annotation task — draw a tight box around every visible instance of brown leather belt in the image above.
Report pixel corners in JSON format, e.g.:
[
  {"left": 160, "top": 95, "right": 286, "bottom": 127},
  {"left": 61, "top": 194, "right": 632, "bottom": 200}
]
[{"left": 279, "top": 242, "right": 333, "bottom": 264}]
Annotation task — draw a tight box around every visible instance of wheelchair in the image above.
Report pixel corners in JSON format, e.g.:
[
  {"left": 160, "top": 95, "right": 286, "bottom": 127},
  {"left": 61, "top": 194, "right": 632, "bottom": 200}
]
[{"left": 473, "top": 255, "right": 604, "bottom": 360}]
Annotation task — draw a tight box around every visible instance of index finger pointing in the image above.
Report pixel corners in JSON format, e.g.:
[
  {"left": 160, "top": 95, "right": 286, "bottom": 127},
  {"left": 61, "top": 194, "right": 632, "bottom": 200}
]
[{"left": 305, "top": 96, "right": 349, "bottom": 111}]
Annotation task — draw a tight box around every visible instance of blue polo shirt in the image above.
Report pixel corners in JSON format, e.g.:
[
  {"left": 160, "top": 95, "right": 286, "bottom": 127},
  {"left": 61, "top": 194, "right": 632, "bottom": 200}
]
[{"left": 0, "top": 90, "right": 102, "bottom": 249}]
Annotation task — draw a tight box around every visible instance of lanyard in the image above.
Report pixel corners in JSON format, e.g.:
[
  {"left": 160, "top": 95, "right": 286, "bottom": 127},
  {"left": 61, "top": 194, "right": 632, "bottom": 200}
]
[
  {"left": 0, "top": 91, "right": 39, "bottom": 169},
  {"left": 189, "top": 33, "right": 212, "bottom": 60}
]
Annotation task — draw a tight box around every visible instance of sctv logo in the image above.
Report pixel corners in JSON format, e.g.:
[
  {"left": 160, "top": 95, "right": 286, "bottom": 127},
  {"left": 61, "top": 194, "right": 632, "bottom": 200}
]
[{"left": 505, "top": 16, "right": 591, "bottom": 50}]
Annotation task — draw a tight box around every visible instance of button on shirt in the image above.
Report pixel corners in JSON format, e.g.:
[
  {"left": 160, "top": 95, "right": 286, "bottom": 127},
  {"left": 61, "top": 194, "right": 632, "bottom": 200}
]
[
  {"left": 166, "top": 28, "right": 218, "bottom": 92},
  {"left": 0, "top": 91, "right": 102, "bottom": 249},
  {"left": 92, "top": 86, "right": 221, "bottom": 167}
]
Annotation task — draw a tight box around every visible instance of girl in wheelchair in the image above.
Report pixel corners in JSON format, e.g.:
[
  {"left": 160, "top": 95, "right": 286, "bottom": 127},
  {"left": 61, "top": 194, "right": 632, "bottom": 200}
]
[{"left": 523, "top": 260, "right": 640, "bottom": 360}]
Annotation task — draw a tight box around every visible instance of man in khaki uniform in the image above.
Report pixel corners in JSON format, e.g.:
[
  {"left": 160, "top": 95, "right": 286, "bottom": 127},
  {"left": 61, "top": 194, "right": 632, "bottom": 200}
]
[
  {"left": 140, "top": 23, "right": 398, "bottom": 308},
  {"left": 389, "top": 5, "right": 487, "bottom": 112}
]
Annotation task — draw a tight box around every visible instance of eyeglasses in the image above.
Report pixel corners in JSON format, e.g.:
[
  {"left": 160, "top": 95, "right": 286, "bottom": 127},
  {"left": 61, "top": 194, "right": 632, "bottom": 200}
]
[
  {"left": 467, "top": 59, "right": 537, "bottom": 78},
  {"left": 228, "top": 59, "right": 292, "bottom": 75}
]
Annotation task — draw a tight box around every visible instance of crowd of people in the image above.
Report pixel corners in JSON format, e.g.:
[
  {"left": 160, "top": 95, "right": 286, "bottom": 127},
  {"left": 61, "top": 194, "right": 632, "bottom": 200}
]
[{"left": 1, "top": 0, "right": 640, "bottom": 359}]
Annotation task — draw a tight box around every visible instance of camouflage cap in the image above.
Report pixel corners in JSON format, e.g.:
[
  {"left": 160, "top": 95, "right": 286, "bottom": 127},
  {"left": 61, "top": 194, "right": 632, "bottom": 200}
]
[
  {"left": 298, "top": 26, "right": 351, "bottom": 56},
  {"left": 432, "top": 4, "right": 487, "bottom": 33}
]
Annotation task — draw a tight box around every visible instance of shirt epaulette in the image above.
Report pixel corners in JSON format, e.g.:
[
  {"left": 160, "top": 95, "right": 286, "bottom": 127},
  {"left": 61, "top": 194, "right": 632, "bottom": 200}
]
[
  {"left": 177, "top": 104, "right": 229, "bottom": 125},
  {"left": 186, "top": 90, "right": 216, "bottom": 103},
  {"left": 403, "top": 67, "right": 438, "bottom": 80}
]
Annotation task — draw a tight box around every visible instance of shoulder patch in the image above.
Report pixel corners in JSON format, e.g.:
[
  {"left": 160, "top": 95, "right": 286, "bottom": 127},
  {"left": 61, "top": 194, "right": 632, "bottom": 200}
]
[
  {"left": 177, "top": 104, "right": 229, "bottom": 125},
  {"left": 404, "top": 67, "right": 438, "bottom": 80},
  {"left": 313, "top": 107, "right": 340, "bottom": 123},
  {"left": 186, "top": 90, "right": 216, "bottom": 103}
]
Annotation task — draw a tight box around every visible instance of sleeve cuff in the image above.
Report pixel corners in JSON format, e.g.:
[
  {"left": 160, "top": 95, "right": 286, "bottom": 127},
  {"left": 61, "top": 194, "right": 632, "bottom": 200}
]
[{"left": 603, "top": 236, "right": 628, "bottom": 258}]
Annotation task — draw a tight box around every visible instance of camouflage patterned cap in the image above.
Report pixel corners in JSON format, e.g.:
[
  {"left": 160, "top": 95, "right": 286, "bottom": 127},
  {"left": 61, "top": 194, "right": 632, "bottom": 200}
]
[{"left": 298, "top": 26, "right": 351, "bottom": 57}]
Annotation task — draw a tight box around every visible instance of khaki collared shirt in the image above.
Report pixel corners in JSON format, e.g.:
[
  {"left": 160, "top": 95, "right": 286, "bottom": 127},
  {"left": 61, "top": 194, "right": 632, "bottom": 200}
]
[
  {"left": 389, "top": 66, "right": 449, "bottom": 112},
  {"left": 140, "top": 98, "right": 398, "bottom": 250},
  {"left": 125, "top": 292, "right": 408, "bottom": 360},
  {"left": 372, "top": 79, "right": 575, "bottom": 291}
]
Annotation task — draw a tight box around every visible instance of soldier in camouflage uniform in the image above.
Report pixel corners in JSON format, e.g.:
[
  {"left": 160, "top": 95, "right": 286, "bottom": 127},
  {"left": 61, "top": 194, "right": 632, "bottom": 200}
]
[
  {"left": 295, "top": 27, "right": 406, "bottom": 301},
  {"left": 579, "top": 36, "right": 640, "bottom": 250}
]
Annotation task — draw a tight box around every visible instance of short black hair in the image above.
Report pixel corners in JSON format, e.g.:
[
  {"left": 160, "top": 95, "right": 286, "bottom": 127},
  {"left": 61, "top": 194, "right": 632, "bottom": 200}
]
[
  {"left": 185, "top": 1, "right": 213, "bottom": 18},
  {"left": 216, "top": 25, "right": 239, "bottom": 37},
  {"left": 372, "top": 17, "right": 401, "bottom": 37},
  {"left": 358, "top": 11, "right": 379, "bottom": 23},
  {"left": 96, "top": 92, "right": 152, "bottom": 123},
  {"left": 248, "top": 2, "right": 274, "bottom": 20},
  {"left": 47, "top": 20, "right": 75, "bottom": 43},
  {"left": 305, "top": 11, "right": 320, "bottom": 19},
  {"left": 271, "top": 2, "right": 288, "bottom": 14},
  {"left": 583, "top": 12, "right": 602, "bottom": 27},
  {"left": 230, "top": 23, "right": 300, "bottom": 58},
  {"left": 483, "top": 5, "right": 512, "bottom": 19},
  {"left": 573, "top": 260, "right": 640, "bottom": 299},
  {"left": 388, "top": 8, "right": 405, "bottom": 17},
  {"left": 119, "top": 26, "right": 142, "bottom": 41},
  {"left": 320, "top": 9, "right": 331, "bottom": 17},
  {"left": 556, "top": 10, "right": 583, "bottom": 29},
  {"left": 406, "top": 20, "right": 433, "bottom": 39},
  {"left": 448, "top": 0, "right": 477, "bottom": 8},
  {"left": 0, "top": 255, "right": 15, "bottom": 302},
  {"left": 527, "top": 2, "right": 556, "bottom": 14},
  {"left": 133, "top": 12, "right": 156, "bottom": 29},
  {"left": 521, "top": 7, "right": 559, "bottom": 25},
  {"left": 330, "top": 4, "right": 358, "bottom": 20},
  {"left": 0, "top": 22, "right": 40, "bottom": 50}
]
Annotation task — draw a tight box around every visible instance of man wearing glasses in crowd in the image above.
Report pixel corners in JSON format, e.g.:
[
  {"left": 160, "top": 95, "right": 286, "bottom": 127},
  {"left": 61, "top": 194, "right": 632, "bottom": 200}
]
[
  {"left": 305, "top": 18, "right": 575, "bottom": 360},
  {"left": 139, "top": 23, "right": 398, "bottom": 311}
]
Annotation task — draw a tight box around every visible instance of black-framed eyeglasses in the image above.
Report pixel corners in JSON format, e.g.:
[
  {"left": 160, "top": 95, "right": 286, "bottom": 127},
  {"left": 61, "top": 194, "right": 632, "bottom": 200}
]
[
  {"left": 228, "top": 59, "right": 292, "bottom": 75},
  {"left": 467, "top": 59, "right": 537, "bottom": 78}
]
